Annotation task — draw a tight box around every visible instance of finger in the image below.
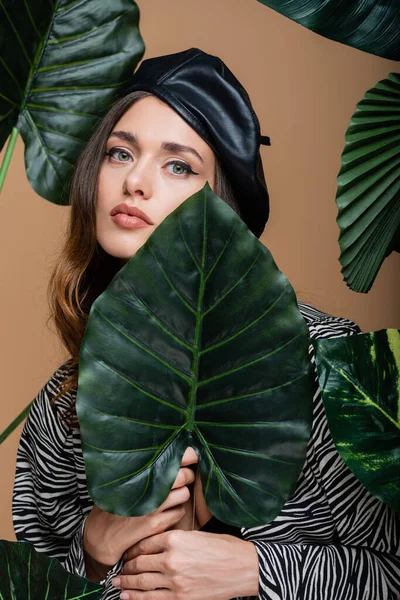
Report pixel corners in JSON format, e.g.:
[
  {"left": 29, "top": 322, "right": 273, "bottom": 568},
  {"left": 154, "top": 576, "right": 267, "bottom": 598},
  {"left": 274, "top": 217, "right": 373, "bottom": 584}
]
[
  {"left": 167, "top": 497, "right": 193, "bottom": 531},
  {"left": 113, "top": 573, "right": 168, "bottom": 591},
  {"left": 122, "top": 552, "right": 166, "bottom": 574},
  {"left": 180, "top": 447, "right": 198, "bottom": 467},
  {"left": 157, "top": 486, "right": 190, "bottom": 511},
  {"left": 116, "top": 590, "right": 172, "bottom": 600},
  {"left": 124, "top": 532, "right": 172, "bottom": 562},
  {"left": 148, "top": 506, "right": 185, "bottom": 536},
  {"left": 171, "top": 467, "right": 195, "bottom": 490}
]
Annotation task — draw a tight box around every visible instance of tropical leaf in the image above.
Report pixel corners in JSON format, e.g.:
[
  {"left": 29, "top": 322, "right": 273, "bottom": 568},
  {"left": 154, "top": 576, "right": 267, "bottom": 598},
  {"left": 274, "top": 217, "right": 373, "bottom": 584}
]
[
  {"left": 313, "top": 329, "right": 400, "bottom": 512},
  {"left": 336, "top": 72, "right": 400, "bottom": 293},
  {"left": 0, "top": 401, "right": 32, "bottom": 445},
  {"left": 76, "top": 183, "right": 315, "bottom": 528},
  {"left": 256, "top": 0, "right": 400, "bottom": 60},
  {"left": 0, "top": 540, "right": 101, "bottom": 599},
  {"left": 0, "top": 0, "right": 144, "bottom": 202}
]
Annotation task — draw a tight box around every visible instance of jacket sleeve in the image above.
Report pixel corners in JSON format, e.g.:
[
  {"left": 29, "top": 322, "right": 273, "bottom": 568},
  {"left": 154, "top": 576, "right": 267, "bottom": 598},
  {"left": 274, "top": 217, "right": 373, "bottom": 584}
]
[
  {"left": 251, "top": 541, "right": 400, "bottom": 600},
  {"left": 12, "top": 365, "right": 121, "bottom": 593},
  {"left": 242, "top": 314, "right": 400, "bottom": 600}
]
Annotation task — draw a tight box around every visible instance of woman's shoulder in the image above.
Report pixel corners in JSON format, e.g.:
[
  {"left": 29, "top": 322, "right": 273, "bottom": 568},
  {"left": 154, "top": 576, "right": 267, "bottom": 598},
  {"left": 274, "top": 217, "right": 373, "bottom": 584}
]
[
  {"left": 27, "top": 361, "right": 78, "bottom": 432},
  {"left": 297, "top": 301, "right": 361, "bottom": 339},
  {"left": 44, "top": 359, "right": 77, "bottom": 394}
]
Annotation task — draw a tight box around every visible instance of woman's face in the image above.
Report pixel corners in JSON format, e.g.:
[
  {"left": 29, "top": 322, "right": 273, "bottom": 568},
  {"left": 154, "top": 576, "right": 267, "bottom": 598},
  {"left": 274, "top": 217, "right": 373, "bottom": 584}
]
[{"left": 96, "top": 95, "right": 216, "bottom": 260}]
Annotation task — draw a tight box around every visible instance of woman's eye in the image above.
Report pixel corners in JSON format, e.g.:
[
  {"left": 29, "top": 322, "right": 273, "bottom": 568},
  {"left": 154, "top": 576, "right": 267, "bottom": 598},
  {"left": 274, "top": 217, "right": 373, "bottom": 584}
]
[
  {"left": 106, "top": 147, "right": 132, "bottom": 162},
  {"left": 166, "top": 161, "right": 197, "bottom": 176}
]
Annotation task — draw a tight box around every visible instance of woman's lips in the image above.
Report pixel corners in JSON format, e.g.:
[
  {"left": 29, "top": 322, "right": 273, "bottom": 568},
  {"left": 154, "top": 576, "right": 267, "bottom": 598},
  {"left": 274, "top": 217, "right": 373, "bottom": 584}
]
[
  {"left": 111, "top": 213, "right": 151, "bottom": 229},
  {"left": 110, "top": 203, "right": 154, "bottom": 229}
]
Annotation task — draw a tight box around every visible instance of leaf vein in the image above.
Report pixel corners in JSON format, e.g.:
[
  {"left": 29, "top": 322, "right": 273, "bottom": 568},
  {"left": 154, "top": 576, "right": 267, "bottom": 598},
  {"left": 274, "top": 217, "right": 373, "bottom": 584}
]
[
  {"left": 196, "top": 421, "right": 292, "bottom": 428},
  {"left": 27, "top": 103, "right": 98, "bottom": 118},
  {"left": 79, "top": 399, "right": 179, "bottom": 429},
  {"left": 0, "top": 108, "right": 14, "bottom": 122},
  {"left": 0, "top": 0, "right": 33, "bottom": 67},
  {"left": 83, "top": 441, "right": 160, "bottom": 454},
  {"left": 118, "top": 278, "right": 194, "bottom": 352},
  {"left": 0, "top": 92, "right": 18, "bottom": 107},
  {"left": 35, "top": 121, "right": 87, "bottom": 143},
  {"left": 93, "top": 429, "right": 184, "bottom": 490},
  {"left": 48, "top": 12, "right": 124, "bottom": 44},
  {"left": 0, "top": 56, "right": 23, "bottom": 95},
  {"left": 85, "top": 347, "right": 187, "bottom": 414},
  {"left": 207, "top": 442, "right": 293, "bottom": 465},
  {"left": 178, "top": 210, "right": 201, "bottom": 271},
  {"left": 30, "top": 80, "right": 128, "bottom": 92},
  {"left": 205, "top": 222, "right": 236, "bottom": 282},
  {"left": 224, "top": 470, "right": 280, "bottom": 499},
  {"left": 148, "top": 244, "right": 197, "bottom": 315},
  {"left": 93, "top": 307, "right": 192, "bottom": 384},
  {"left": 197, "top": 374, "right": 305, "bottom": 410},
  {"left": 199, "top": 332, "right": 302, "bottom": 386},
  {"left": 23, "top": 110, "right": 62, "bottom": 183},
  {"left": 23, "top": 0, "right": 43, "bottom": 40},
  {"left": 331, "top": 366, "right": 400, "bottom": 430},
  {"left": 201, "top": 288, "right": 287, "bottom": 354},
  {"left": 37, "top": 55, "right": 118, "bottom": 73},
  {"left": 195, "top": 425, "right": 258, "bottom": 521},
  {"left": 203, "top": 250, "right": 261, "bottom": 317}
]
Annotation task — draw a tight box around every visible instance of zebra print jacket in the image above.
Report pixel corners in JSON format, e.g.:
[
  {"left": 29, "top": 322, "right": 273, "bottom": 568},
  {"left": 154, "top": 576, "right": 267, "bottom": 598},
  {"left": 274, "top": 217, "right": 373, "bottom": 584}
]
[{"left": 12, "top": 303, "right": 400, "bottom": 599}]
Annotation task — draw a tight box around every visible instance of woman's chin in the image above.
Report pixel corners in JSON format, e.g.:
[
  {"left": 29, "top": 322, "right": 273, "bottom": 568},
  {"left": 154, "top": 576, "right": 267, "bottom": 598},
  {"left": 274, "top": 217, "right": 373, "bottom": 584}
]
[{"left": 97, "top": 237, "right": 149, "bottom": 263}]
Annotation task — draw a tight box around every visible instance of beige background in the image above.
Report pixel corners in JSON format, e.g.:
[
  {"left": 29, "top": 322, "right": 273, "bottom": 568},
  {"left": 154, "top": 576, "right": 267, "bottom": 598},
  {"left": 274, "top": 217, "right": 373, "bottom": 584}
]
[{"left": 1, "top": 0, "right": 399, "bottom": 541}]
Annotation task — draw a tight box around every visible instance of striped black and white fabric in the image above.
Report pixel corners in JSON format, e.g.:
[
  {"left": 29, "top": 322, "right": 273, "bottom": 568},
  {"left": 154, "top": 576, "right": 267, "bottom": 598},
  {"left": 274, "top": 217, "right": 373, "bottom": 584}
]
[{"left": 12, "top": 303, "right": 400, "bottom": 599}]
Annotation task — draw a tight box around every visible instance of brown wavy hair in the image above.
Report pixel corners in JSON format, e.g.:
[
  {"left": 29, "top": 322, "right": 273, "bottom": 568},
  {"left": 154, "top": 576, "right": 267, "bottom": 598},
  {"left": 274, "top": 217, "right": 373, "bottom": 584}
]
[{"left": 49, "top": 90, "right": 246, "bottom": 415}]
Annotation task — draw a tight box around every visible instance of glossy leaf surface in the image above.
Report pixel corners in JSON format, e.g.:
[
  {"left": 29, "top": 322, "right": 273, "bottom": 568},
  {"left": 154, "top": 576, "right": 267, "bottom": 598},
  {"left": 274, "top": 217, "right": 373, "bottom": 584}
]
[
  {"left": 256, "top": 0, "right": 400, "bottom": 59},
  {"left": 336, "top": 73, "right": 400, "bottom": 293},
  {"left": 76, "top": 184, "right": 314, "bottom": 528},
  {"left": 313, "top": 329, "right": 400, "bottom": 512},
  {"left": 0, "top": 540, "right": 101, "bottom": 599},
  {"left": 0, "top": 0, "right": 144, "bottom": 202}
]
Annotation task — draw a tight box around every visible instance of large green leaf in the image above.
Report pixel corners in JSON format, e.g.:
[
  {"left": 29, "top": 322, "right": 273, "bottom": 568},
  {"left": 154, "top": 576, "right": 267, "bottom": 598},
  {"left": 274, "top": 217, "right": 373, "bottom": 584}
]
[
  {"left": 76, "top": 184, "right": 315, "bottom": 528},
  {"left": 0, "top": 0, "right": 144, "bottom": 202},
  {"left": 0, "top": 540, "right": 101, "bottom": 599},
  {"left": 313, "top": 329, "right": 400, "bottom": 512},
  {"left": 256, "top": 0, "right": 400, "bottom": 59},
  {"left": 336, "top": 73, "right": 400, "bottom": 293}
]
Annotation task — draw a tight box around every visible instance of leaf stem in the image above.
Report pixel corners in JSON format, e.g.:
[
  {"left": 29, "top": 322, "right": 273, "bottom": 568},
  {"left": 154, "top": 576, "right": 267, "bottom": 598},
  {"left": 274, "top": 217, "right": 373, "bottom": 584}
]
[
  {"left": 0, "top": 127, "right": 19, "bottom": 195},
  {"left": 0, "top": 401, "right": 32, "bottom": 445}
]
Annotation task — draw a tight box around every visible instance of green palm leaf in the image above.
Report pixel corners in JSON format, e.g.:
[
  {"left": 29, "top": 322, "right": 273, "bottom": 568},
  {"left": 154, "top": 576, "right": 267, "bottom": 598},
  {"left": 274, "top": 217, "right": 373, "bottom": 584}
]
[
  {"left": 0, "top": 0, "right": 144, "bottom": 202},
  {"left": 313, "top": 329, "right": 400, "bottom": 512},
  {"left": 336, "top": 73, "right": 400, "bottom": 293},
  {"left": 256, "top": 0, "right": 400, "bottom": 59},
  {"left": 0, "top": 540, "right": 101, "bottom": 599},
  {"left": 76, "top": 184, "right": 315, "bottom": 528}
]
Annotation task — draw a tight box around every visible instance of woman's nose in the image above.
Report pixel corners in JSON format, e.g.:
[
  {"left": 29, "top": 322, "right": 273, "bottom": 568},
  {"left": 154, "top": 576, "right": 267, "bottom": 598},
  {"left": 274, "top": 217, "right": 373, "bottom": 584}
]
[{"left": 123, "top": 162, "right": 152, "bottom": 199}]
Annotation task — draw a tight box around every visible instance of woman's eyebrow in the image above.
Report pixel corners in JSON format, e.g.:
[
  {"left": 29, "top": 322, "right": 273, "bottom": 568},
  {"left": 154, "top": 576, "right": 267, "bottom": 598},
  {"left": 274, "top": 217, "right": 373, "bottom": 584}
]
[
  {"left": 110, "top": 130, "right": 138, "bottom": 147},
  {"left": 161, "top": 141, "right": 204, "bottom": 163},
  {"left": 109, "top": 131, "right": 204, "bottom": 163}
]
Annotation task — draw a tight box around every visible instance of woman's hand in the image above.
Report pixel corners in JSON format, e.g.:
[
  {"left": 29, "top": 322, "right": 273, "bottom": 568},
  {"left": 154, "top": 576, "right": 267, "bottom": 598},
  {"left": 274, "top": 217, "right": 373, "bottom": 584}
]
[
  {"left": 168, "top": 469, "right": 213, "bottom": 532},
  {"left": 113, "top": 530, "right": 259, "bottom": 600},
  {"left": 83, "top": 448, "right": 199, "bottom": 580}
]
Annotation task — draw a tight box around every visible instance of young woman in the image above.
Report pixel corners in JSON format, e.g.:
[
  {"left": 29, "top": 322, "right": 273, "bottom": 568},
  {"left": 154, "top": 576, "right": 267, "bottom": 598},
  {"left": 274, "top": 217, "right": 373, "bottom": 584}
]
[{"left": 13, "top": 49, "right": 400, "bottom": 600}]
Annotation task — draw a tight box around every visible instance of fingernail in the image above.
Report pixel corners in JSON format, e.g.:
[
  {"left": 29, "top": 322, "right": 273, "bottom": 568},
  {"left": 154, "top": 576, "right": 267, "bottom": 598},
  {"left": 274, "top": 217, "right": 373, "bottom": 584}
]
[
  {"left": 121, "top": 593, "right": 129, "bottom": 600},
  {"left": 112, "top": 578, "right": 121, "bottom": 587}
]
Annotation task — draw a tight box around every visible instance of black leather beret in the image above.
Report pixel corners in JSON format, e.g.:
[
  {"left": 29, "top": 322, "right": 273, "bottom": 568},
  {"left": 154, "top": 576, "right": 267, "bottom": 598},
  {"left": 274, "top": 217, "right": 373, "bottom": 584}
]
[{"left": 125, "top": 48, "right": 270, "bottom": 238}]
